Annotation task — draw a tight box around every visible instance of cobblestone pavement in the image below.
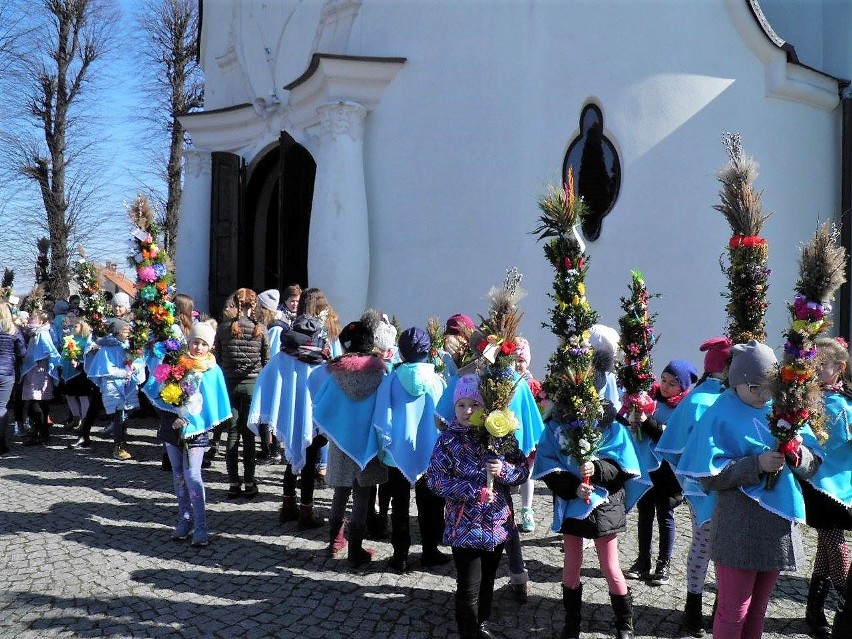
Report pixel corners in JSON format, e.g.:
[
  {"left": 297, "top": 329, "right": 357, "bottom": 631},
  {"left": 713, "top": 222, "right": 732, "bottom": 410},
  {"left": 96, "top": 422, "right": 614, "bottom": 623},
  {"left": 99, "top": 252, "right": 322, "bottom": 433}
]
[{"left": 0, "top": 415, "right": 837, "bottom": 639}]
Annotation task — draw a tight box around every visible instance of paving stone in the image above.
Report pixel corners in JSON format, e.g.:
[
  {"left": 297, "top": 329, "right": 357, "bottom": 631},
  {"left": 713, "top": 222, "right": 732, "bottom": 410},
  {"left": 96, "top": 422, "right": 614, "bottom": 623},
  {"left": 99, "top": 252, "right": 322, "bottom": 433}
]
[{"left": 0, "top": 417, "right": 827, "bottom": 638}]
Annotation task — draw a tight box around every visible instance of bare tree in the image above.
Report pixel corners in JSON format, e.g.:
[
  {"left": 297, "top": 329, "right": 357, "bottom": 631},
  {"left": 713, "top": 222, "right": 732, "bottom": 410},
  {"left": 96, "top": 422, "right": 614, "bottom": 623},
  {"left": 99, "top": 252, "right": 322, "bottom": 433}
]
[
  {"left": 137, "top": 0, "right": 203, "bottom": 262},
  {"left": 1, "top": 0, "right": 120, "bottom": 299}
]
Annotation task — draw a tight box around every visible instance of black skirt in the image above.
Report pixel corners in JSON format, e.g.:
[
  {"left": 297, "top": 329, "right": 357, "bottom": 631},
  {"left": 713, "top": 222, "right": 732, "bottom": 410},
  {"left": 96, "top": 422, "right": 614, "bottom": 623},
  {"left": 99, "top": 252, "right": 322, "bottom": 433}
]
[{"left": 802, "top": 479, "right": 852, "bottom": 530}]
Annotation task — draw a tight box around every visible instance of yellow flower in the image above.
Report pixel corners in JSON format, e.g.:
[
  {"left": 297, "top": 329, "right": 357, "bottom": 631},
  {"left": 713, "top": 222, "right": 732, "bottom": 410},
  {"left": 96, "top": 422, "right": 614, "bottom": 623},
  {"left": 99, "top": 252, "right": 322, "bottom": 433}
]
[
  {"left": 160, "top": 383, "right": 183, "bottom": 405},
  {"left": 484, "top": 409, "right": 520, "bottom": 438},
  {"left": 577, "top": 282, "right": 586, "bottom": 295},
  {"left": 469, "top": 409, "right": 485, "bottom": 427}
]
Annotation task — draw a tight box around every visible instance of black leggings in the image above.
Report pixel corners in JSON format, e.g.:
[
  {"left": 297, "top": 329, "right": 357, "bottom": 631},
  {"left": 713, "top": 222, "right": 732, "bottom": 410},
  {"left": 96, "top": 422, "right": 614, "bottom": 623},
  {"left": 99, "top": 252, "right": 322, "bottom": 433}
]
[
  {"left": 282, "top": 435, "right": 327, "bottom": 505},
  {"left": 453, "top": 544, "right": 504, "bottom": 632}
]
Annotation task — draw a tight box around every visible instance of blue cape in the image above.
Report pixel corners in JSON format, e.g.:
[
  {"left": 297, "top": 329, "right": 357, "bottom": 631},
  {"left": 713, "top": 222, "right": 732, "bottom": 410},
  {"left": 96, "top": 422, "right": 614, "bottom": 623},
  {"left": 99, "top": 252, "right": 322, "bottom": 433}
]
[
  {"left": 624, "top": 398, "right": 678, "bottom": 511},
  {"left": 677, "top": 388, "right": 823, "bottom": 524},
  {"left": 372, "top": 362, "right": 445, "bottom": 483},
  {"left": 144, "top": 363, "right": 232, "bottom": 438},
  {"left": 806, "top": 392, "right": 852, "bottom": 507},
  {"left": 59, "top": 334, "right": 92, "bottom": 381},
  {"left": 21, "top": 327, "right": 61, "bottom": 382},
  {"left": 436, "top": 372, "right": 545, "bottom": 455},
  {"left": 247, "top": 351, "right": 321, "bottom": 473},
  {"left": 656, "top": 377, "right": 725, "bottom": 466},
  {"left": 312, "top": 369, "right": 383, "bottom": 471},
  {"left": 533, "top": 419, "right": 641, "bottom": 530}
]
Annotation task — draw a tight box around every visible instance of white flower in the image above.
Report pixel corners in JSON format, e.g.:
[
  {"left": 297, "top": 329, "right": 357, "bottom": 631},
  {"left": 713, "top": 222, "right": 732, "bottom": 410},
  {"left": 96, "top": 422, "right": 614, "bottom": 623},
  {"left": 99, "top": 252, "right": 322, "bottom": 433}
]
[{"left": 578, "top": 438, "right": 591, "bottom": 455}]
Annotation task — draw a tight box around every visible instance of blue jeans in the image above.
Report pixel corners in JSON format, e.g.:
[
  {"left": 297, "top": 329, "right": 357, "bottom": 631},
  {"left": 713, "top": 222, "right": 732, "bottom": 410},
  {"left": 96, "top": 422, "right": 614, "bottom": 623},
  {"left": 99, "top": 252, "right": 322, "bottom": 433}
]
[
  {"left": 0, "top": 374, "right": 14, "bottom": 448},
  {"left": 165, "top": 443, "right": 207, "bottom": 536},
  {"left": 112, "top": 410, "right": 128, "bottom": 444}
]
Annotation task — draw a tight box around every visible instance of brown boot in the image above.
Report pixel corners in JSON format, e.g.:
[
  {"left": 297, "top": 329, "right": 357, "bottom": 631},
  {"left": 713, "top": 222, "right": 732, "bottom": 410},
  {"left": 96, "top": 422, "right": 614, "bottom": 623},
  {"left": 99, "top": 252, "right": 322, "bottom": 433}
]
[
  {"left": 278, "top": 495, "right": 298, "bottom": 524},
  {"left": 297, "top": 503, "right": 324, "bottom": 530}
]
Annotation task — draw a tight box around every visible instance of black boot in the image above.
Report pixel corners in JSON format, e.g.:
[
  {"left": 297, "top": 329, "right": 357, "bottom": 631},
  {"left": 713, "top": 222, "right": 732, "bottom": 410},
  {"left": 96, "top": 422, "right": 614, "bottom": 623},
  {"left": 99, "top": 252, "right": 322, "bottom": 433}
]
[
  {"left": 562, "top": 583, "right": 582, "bottom": 639},
  {"left": 477, "top": 621, "right": 497, "bottom": 638},
  {"left": 610, "top": 591, "right": 635, "bottom": 639},
  {"left": 683, "top": 591, "right": 705, "bottom": 637},
  {"left": 806, "top": 575, "right": 833, "bottom": 639}
]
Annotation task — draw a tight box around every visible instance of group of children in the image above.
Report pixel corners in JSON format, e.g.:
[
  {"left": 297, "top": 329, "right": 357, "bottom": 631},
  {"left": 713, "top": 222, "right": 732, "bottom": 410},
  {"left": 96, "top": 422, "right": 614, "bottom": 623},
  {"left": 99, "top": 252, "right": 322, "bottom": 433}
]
[{"left": 1, "top": 283, "right": 850, "bottom": 639}]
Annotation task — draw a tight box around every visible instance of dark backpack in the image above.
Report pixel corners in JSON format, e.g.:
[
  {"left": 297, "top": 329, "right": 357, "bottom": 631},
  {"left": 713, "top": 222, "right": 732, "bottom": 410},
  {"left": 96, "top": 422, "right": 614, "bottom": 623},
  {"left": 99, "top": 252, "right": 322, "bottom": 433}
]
[{"left": 280, "top": 314, "right": 330, "bottom": 364}]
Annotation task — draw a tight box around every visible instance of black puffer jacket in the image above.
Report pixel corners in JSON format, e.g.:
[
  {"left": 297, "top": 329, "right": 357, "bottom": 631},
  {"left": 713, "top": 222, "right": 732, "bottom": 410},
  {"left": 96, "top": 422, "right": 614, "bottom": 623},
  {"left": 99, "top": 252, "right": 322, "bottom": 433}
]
[
  {"left": 543, "top": 458, "right": 633, "bottom": 539},
  {"left": 0, "top": 328, "right": 26, "bottom": 377},
  {"left": 213, "top": 316, "right": 270, "bottom": 386}
]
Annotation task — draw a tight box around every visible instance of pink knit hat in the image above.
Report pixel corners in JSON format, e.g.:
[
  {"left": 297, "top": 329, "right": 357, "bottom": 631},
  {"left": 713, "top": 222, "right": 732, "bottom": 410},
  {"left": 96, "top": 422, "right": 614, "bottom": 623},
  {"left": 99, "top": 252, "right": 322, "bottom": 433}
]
[
  {"left": 445, "top": 314, "right": 475, "bottom": 337},
  {"left": 514, "top": 336, "right": 531, "bottom": 367},
  {"left": 700, "top": 336, "right": 733, "bottom": 374},
  {"left": 454, "top": 374, "right": 484, "bottom": 405}
]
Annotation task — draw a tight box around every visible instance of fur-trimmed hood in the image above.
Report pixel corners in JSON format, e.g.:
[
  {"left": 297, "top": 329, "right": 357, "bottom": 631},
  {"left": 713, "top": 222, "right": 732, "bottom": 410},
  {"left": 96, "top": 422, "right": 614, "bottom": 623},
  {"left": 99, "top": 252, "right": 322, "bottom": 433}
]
[{"left": 327, "top": 353, "right": 387, "bottom": 401}]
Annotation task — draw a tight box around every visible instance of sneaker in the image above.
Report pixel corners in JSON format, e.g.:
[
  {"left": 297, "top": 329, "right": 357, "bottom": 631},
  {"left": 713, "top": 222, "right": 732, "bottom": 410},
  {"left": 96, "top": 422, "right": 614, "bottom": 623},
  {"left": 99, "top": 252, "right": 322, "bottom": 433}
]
[
  {"left": 625, "top": 555, "right": 651, "bottom": 580},
  {"left": 171, "top": 518, "right": 193, "bottom": 541},
  {"left": 113, "top": 444, "right": 132, "bottom": 461},
  {"left": 520, "top": 507, "right": 536, "bottom": 533},
  {"left": 226, "top": 483, "right": 242, "bottom": 499},
  {"left": 348, "top": 546, "right": 375, "bottom": 568},
  {"left": 243, "top": 482, "right": 259, "bottom": 499},
  {"left": 191, "top": 529, "right": 209, "bottom": 547},
  {"left": 650, "top": 559, "right": 671, "bottom": 586},
  {"left": 68, "top": 437, "right": 91, "bottom": 449}
]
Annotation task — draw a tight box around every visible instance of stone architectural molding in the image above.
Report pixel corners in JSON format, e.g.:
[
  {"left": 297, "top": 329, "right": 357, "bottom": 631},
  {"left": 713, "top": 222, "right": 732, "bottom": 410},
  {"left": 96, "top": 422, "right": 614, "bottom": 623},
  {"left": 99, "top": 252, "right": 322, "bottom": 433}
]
[
  {"left": 318, "top": 101, "right": 366, "bottom": 142},
  {"left": 726, "top": 0, "right": 840, "bottom": 111}
]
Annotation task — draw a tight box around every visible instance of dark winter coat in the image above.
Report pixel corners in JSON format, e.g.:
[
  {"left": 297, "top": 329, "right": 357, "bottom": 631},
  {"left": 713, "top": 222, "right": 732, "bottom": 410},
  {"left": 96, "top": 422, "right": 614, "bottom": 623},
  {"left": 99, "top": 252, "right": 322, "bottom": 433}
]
[
  {"left": 542, "top": 458, "right": 633, "bottom": 538},
  {"left": 214, "top": 316, "right": 270, "bottom": 387},
  {"left": 0, "top": 328, "right": 26, "bottom": 378}
]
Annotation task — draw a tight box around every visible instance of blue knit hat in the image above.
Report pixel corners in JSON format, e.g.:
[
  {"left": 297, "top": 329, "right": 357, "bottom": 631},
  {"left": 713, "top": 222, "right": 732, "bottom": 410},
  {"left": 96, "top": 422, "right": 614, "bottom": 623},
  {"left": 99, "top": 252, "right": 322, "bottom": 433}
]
[
  {"left": 662, "top": 359, "right": 699, "bottom": 391},
  {"left": 398, "top": 327, "right": 431, "bottom": 363}
]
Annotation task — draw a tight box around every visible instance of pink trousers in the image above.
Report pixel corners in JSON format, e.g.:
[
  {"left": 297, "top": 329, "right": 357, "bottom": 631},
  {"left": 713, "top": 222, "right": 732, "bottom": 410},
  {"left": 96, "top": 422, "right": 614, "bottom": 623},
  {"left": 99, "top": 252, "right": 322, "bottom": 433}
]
[
  {"left": 713, "top": 563, "right": 779, "bottom": 639},
  {"left": 562, "top": 533, "right": 628, "bottom": 595}
]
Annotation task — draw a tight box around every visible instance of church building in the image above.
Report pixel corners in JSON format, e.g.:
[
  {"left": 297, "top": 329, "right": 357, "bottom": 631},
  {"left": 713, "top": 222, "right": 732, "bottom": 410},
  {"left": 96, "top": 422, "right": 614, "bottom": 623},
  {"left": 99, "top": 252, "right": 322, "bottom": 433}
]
[{"left": 177, "top": 0, "right": 852, "bottom": 372}]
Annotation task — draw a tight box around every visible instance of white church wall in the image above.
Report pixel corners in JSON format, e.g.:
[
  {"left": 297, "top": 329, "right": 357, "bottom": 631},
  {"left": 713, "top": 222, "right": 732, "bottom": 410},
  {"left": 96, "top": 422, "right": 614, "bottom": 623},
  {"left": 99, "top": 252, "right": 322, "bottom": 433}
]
[
  {"left": 350, "top": 1, "right": 841, "bottom": 377},
  {"left": 186, "top": 0, "right": 843, "bottom": 378}
]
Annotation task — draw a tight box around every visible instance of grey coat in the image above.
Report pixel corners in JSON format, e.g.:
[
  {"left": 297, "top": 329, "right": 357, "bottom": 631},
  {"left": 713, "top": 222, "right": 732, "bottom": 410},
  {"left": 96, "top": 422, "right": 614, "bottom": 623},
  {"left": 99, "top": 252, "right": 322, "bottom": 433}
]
[
  {"left": 326, "top": 445, "right": 388, "bottom": 488},
  {"left": 700, "top": 448, "right": 820, "bottom": 572}
]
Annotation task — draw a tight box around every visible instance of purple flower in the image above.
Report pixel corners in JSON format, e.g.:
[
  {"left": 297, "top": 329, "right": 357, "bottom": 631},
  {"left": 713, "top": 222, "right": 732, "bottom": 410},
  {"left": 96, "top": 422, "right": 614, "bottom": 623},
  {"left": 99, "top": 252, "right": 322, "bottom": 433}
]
[
  {"left": 165, "top": 338, "right": 182, "bottom": 352},
  {"left": 153, "top": 263, "right": 168, "bottom": 278}
]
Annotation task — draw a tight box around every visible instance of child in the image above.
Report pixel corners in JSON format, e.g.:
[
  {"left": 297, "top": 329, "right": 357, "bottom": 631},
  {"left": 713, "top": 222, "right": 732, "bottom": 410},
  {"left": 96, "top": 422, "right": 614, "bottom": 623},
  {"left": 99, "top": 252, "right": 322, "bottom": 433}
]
[
  {"left": 311, "top": 320, "right": 388, "bottom": 567},
  {"left": 0, "top": 302, "right": 26, "bottom": 454},
  {"left": 279, "top": 284, "right": 301, "bottom": 328},
  {"left": 657, "top": 337, "right": 732, "bottom": 637},
  {"left": 534, "top": 400, "right": 641, "bottom": 639},
  {"left": 681, "top": 340, "right": 822, "bottom": 639},
  {"left": 59, "top": 311, "right": 94, "bottom": 433},
  {"left": 801, "top": 336, "right": 852, "bottom": 638},
  {"left": 213, "top": 288, "right": 270, "bottom": 498},
  {"left": 153, "top": 322, "right": 232, "bottom": 547},
  {"left": 438, "top": 313, "right": 476, "bottom": 382},
  {"left": 249, "top": 287, "right": 338, "bottom": 528},
  {"left": 85, "top": 318, "right": 145, "bottom": 460},
  {"left": 427, "top": 374, "right": 529, "bottom": 639},
  {"left": 624, "top": 359, "right": 698, "bottom": 585},
  {"left": 20, "top": 310, "right": 60, "bottom": 446},
  {"left": 372, "top": 326, "right": 447, "bottom": 571},
  {"left": 513, "top": 337, "right": 539, "bottom": 534}
]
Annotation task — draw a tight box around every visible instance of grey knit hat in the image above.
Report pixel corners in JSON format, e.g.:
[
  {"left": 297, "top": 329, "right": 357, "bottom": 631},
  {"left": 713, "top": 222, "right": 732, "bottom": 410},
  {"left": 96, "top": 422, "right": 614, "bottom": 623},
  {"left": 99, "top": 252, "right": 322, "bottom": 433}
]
[{"left": 727, "top": 340, "right": 777, "bottom": 386}]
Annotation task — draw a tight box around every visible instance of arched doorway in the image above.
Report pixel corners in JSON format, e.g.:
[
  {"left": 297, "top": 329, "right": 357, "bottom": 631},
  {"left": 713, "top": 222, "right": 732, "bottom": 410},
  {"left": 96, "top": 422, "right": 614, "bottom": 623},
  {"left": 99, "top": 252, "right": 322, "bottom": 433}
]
[{"left": 241, "top": 132, "right": 316, "bottom": 293}]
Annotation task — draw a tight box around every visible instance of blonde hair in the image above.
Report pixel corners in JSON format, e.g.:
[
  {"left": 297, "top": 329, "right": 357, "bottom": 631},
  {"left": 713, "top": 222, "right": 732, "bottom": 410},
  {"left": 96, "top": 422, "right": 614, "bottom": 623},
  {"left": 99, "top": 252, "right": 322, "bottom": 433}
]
[
  {"left": 0, "top": 303, "right": 16, "bottom": 335},
  {"left": 298, "top": 288, "right": 340, "bottom": 341},
  {"left": 816, "top": 336, "right": 852, "bottom": 394}
]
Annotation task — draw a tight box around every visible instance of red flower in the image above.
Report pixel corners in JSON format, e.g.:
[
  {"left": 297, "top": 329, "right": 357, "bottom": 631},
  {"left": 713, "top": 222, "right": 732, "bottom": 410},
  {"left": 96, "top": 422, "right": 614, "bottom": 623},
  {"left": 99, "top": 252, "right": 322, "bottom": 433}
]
[
  {"left": 564, "top": 257, "right": 572, "bottom": 270},
  {"left": 729, "top": 234, "right": 766, "bottom": 249},
  {"left": 477, "top": 339, "right": 489, "bottom": 352},
  {"left": 500, "top": 340, "right": 516, "bottom": 355}
]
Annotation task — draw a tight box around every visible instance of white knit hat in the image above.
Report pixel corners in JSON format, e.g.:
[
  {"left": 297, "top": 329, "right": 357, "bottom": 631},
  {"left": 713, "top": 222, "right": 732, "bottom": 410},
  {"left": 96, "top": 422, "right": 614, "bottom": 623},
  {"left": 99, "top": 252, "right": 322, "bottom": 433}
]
[
  {"left": 189, "top": 322, "right": 216, "bottom": 347},
  {"left": 589, "top": 324, "right": 620, "bottom": 356},
  {"left": 257, "top": 289, "right": 280, "bottom": 311},
  {"left": 112, "top": 292, "right": 131, "bottom": 308}
]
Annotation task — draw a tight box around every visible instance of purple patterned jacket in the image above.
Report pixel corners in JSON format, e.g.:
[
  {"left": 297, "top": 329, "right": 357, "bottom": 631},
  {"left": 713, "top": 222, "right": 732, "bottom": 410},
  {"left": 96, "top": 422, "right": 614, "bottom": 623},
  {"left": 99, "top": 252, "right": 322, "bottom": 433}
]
[{"left": 427, "top": 419, "right": 529, "bottom": 550}]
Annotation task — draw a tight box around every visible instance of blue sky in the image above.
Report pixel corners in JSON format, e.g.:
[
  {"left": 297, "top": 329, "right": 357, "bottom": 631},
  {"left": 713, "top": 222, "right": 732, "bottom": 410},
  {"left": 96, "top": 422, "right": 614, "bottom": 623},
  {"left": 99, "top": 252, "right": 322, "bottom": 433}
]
[{"left": 3, "top": 0, "right": 170, "bottom": 294}]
